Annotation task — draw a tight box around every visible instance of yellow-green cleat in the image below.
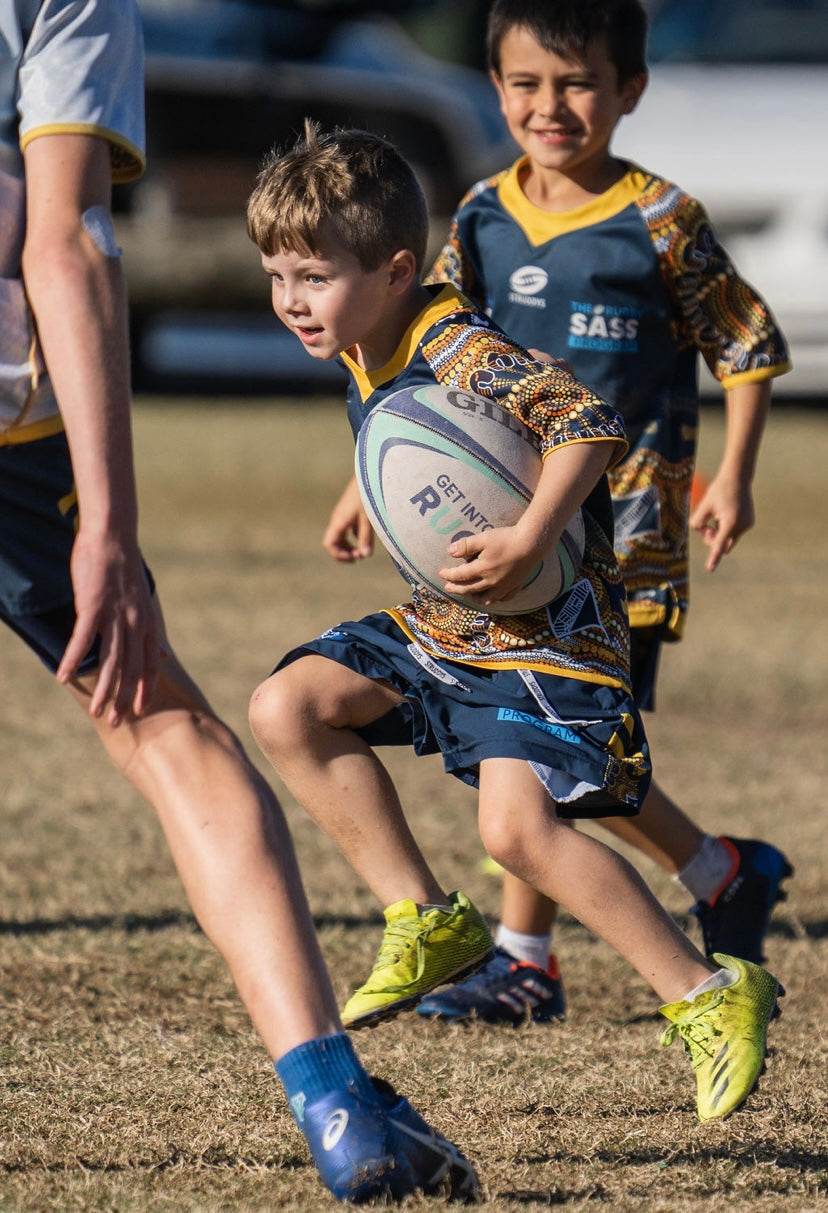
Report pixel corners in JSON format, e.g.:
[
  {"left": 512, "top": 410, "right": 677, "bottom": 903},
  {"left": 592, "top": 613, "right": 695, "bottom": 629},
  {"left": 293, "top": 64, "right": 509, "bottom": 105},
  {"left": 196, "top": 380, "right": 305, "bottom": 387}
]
[
  {"left": 342, "top": 891, "right": 493, "bottom": 1029},
  {"left": 659, "top": 952, "right": 783, "bottom": 1121}
]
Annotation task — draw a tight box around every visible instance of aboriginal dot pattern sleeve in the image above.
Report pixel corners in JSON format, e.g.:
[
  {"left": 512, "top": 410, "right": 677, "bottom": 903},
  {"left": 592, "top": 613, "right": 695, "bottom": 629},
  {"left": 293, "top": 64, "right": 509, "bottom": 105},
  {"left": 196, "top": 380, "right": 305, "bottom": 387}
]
[
  {"left": 428, "top": 160, "right": 791, "bottom": 636},
  {"left": 341, "top": 285, "right": 634, "bottom": 691}
]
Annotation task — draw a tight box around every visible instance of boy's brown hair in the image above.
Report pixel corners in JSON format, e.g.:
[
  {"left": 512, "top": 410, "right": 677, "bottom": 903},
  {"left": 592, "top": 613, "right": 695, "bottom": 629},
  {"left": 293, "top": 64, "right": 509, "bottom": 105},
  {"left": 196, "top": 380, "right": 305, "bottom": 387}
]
[
  {"left": 487, "top": 0, "right": 648, "bottom": 86},
  {"left": 247, "top": 119, "right": 429, "bottom": 271}
]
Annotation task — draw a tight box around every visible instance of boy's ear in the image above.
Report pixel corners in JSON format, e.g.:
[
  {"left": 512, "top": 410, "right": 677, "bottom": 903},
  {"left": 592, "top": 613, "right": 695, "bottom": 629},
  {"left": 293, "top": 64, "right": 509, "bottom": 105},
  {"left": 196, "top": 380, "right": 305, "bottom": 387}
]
[
  {"left": 490, "top": 69, "right": 507, "bottom": 116},
  {"left": 620, "top": 71, "right": 648, "bottom": 116},
  {"left": 387, "top": 249, "right": 418, "bottom": 292}
]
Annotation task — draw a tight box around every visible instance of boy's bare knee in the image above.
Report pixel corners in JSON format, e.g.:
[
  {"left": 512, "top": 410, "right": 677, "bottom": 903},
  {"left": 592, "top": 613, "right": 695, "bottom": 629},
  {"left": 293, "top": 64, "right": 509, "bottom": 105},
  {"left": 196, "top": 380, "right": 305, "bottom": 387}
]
[
  {"left": 479, "top": 815, "right": 523, "bottom": 873},
  {"left": 249, "top": 674, "right": 291, "bottom": 755}
]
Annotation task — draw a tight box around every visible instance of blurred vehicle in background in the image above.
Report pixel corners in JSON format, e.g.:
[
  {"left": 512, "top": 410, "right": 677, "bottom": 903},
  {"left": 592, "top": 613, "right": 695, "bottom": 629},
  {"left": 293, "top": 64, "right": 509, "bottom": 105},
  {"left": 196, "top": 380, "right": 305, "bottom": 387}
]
[
  {"left": 622, "top": 0, "right": 828, "bottom": 397},
  {"left": 119, "top": 0, "right": 516, "bottom": 391},
  {"left": 121, "top": 0, "right": 827, "bottom": 397}
]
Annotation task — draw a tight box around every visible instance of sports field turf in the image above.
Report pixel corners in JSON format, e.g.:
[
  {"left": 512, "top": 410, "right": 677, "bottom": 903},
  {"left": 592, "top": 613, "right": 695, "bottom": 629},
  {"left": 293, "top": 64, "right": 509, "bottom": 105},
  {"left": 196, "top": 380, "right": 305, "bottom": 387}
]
[{"left": 1, "top": 399, "right": 826, "bottom": 1211}]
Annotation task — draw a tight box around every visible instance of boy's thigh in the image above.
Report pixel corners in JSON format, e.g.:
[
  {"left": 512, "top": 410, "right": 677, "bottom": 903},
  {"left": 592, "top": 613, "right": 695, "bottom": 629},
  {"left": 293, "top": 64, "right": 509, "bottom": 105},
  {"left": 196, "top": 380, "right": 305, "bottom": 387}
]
[
  {"left": 276, "top": 614, "right": 648, "bottom": 816},
  {"left": 267, "top": 650, "right": 406, "bottom": 730}
]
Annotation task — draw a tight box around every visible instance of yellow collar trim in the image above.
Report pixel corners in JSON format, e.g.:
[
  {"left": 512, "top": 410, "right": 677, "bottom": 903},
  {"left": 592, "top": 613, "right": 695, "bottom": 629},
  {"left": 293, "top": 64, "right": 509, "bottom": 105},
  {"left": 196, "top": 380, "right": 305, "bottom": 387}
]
[
  {"left": 341, "top": 285, "right": 470, "bottom": 403},
  {"left": 498, "top": 158, "right": 651, "bottom": 245}
]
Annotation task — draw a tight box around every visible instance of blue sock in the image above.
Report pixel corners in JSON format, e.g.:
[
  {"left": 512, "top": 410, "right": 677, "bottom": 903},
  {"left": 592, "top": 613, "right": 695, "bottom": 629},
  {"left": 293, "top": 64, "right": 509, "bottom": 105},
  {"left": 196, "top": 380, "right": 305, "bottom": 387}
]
[{"left": 275, "top": 1033, "right": 377, "bottom": 1127}]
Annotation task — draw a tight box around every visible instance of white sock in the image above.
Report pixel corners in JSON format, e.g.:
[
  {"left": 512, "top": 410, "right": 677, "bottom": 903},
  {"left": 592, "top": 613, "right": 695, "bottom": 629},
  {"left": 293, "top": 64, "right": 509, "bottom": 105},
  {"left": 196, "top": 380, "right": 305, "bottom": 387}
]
[
  {"left": 496, "top": 924, "right": 551, "bottom": 970},
  {"left": 676, "top": 834, "right": 736, "bottom": 902},
  {"left": 683, "top": 964, "right": 737, "bottom": 1003}
]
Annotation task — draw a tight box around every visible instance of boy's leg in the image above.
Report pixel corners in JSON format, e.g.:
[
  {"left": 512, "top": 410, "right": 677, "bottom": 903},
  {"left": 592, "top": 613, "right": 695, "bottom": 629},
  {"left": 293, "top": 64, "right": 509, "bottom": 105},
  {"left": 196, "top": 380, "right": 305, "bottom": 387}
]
[
  {"left": 67, "top": 612, "right": 478, "bottom": 1202},
  {"left": 430, "top": 776, "right": 791, "bottom": 1024},
  {"left": 248, "top": 653, "right": 492, "bottom": 1027},
  {"left": 597, "top": 782, "right": 793, "bottom": 962},
  {"left": 477, "top": 758, "right": 712, "bottom": 1004},
  {"left": 475, "top": 758, "right": 782, "bottom": 1120},
  {"left": 597, "top": 780, "right": 702, "bottom": 871},
  {"left": 249, "top": 654, "right": 447, "bottom": 908}
]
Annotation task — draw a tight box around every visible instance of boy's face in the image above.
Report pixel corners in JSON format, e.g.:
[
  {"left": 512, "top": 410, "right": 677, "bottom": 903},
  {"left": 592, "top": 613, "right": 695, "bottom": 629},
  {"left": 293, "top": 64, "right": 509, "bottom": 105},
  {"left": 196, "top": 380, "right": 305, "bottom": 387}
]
[
  {"left": 260, "top": 224, "right": 398, "bottom": 366},
  {"left": 491, "top": 25, "right": 645, "bottom": 183}
]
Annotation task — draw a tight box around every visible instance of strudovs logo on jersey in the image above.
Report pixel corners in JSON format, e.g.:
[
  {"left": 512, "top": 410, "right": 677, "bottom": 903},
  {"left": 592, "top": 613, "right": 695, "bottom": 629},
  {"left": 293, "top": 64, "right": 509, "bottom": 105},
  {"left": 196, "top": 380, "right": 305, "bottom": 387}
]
[{"left": 508, "top": 265, "right": 548, "bottom": 309}]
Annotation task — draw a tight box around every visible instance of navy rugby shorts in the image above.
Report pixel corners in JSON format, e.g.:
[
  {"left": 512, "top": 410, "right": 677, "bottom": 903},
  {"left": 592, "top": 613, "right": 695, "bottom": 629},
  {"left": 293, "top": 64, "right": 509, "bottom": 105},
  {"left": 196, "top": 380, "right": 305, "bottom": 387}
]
[
  {"left": 0, "top": 431, "right": 153, "bottom": 674},
  {"left": 275, "top": 611, "right": 651, "bottom": 818},
  {"left": 630, "top": 625, "right": 662, "bottom": 712}
]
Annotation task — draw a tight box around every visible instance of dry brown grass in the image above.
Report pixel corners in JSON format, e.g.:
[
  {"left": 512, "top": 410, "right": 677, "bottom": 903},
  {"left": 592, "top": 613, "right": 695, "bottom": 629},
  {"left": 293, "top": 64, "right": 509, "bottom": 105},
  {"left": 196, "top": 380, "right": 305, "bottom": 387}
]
[{"left": 1, "top": 399, "right": 826, "bottom": 1212}]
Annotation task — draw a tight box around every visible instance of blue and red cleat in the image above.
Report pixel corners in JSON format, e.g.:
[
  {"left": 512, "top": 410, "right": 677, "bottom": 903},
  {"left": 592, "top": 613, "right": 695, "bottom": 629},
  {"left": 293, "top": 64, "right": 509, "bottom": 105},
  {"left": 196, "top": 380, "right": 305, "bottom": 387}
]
[{"left": 691, "top": 836, "right": 793, "bottom": 964}]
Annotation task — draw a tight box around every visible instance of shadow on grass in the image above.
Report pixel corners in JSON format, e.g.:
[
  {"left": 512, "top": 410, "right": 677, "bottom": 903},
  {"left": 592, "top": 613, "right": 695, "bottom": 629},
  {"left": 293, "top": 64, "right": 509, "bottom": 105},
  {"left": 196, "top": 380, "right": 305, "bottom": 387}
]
[
  {"left": 0, "top": 908, "right": 388, "bottom": 936},
  {"left": 500, "top": 1142, "right": 828, "bottom": 1204}
]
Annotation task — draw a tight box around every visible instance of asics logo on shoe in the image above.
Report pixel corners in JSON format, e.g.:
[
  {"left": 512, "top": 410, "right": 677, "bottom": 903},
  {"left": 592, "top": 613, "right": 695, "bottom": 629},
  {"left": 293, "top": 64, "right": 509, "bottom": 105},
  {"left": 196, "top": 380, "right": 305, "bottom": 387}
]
[{"left": 322, "top": 1109, "right": 350, "bottom": 1150}]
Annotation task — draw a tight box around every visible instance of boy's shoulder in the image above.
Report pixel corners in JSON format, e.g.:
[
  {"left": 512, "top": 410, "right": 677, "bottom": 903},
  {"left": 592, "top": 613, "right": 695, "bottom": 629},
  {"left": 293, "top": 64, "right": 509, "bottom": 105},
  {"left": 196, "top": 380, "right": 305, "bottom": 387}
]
[
  {"left": 453, "top": 167, "right": 512, "bottom": 214},
  {"left": 630, "top": 163, "right": 710, "bottom": 227}
]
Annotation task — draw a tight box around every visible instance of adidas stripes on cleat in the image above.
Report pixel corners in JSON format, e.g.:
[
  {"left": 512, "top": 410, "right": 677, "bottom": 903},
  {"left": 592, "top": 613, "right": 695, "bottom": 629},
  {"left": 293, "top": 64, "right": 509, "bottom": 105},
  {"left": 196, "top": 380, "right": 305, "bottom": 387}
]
[
  {"left": 691, "top": 836, "right": 793, "bottom": 964},
  {"left": 341, "top": 891, "right": 493, "bottom": 1029},
  {"left": 416, "top": 947, "right": 566, "bottom": 1025},
  {"left": 302, "top": 1077, "right": 479, "bottom": 1203},
  {"left": 659, "top": 952, "right": 783, "bottom": 1121}
]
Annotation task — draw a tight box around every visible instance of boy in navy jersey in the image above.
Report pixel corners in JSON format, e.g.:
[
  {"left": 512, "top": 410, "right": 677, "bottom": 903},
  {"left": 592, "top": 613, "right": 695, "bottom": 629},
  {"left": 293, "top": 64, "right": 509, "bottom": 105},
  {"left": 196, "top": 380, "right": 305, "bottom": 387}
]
[
  {"left": 246, "top": 119, "right": 782, "bottom": 1123},
  {"left": 415, "top": 0, "right": 792, "bottom": 1026}
]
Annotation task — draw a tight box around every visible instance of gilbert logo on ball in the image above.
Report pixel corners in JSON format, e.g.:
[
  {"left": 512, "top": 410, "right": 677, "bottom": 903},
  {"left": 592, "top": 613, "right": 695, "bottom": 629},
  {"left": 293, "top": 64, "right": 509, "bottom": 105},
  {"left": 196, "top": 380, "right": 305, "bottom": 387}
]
[{"left": 355, "top": 384, "right": 585, "bottom": 615}]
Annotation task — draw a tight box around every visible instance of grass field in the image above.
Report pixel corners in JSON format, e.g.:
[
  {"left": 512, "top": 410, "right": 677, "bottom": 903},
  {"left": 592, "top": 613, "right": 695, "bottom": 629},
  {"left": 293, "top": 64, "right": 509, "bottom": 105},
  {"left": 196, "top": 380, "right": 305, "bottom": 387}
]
[{"left": 1, "top": 399, "right": 827, "bottom": 1212}]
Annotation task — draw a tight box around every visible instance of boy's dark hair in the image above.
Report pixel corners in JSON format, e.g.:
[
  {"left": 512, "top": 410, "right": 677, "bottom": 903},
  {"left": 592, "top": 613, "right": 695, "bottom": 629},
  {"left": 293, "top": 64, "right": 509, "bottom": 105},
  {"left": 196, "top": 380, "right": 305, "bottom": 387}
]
[
  {"left": 487, "top": 0, "right": 648, "bottom": 86},
  {"left": 247, "top": 118, "right": 429, "bottom": 272}
]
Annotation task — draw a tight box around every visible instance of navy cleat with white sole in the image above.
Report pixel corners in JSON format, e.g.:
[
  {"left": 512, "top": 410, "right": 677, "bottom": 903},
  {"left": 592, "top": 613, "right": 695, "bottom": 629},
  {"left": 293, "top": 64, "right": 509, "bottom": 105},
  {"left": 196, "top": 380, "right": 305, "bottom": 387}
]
[
  {"left": 417, "top": 948, "right": 566, "bottom": 1026},
  {"left": 691, "top": 837, "right": 793, "bottom": 964},
  {"left": 302, "top": 1077, "right": 479, "bottom": 1203}
]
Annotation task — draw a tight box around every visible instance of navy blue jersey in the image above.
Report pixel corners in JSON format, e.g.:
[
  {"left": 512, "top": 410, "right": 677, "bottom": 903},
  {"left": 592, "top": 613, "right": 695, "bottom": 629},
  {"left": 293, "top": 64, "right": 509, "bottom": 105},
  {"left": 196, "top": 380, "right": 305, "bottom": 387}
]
[
  {"left": 340, "top": 284, "right": 634, "bottom": 691},
  {"left": 429, "top": 160, "right": 791, "bottom": 634}
]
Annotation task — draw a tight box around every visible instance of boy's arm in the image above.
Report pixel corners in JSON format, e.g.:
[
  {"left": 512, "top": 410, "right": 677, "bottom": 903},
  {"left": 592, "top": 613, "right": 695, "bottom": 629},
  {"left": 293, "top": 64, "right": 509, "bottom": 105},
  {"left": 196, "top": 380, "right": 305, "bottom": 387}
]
[
  {"left": 689, "top": 379, "right": 771, "bottom": 572},
  {"left": 22, "top": 133, "right": 159, "bottom": 723},
  {"left": 322, "top": 475, "right": 375, "bottom": 562},
  {"left": 439, "top": 439, "right": 619, "bottom": 606}
]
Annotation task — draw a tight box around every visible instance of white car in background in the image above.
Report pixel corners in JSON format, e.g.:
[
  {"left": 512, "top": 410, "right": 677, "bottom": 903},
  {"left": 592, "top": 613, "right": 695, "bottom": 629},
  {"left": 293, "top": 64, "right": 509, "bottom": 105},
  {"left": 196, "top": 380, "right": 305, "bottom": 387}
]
[{"left": 620, "top": 0, "right": 828, "bottom": 396}]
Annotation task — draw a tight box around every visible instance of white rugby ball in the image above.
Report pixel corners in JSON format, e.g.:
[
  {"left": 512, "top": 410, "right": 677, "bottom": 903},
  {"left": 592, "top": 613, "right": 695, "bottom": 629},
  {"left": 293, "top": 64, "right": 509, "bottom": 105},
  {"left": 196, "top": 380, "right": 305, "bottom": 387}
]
[{"left": 355, "top": 383, "right": 585, "bottom": 615}]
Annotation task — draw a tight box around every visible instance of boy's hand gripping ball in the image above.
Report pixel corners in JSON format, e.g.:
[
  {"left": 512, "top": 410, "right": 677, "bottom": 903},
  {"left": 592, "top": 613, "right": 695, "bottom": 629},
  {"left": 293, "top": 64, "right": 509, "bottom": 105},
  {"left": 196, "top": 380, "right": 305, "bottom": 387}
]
[{"left": 355, "top": 384, "right": 585, "bottom": 615}]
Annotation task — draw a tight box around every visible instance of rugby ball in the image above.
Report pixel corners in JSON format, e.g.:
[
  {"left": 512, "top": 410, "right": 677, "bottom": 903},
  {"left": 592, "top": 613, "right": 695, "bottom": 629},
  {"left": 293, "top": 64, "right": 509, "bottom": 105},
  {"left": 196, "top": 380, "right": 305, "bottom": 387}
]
[{"left": 354, "top": 384, "right": 585, "bottom": 615}]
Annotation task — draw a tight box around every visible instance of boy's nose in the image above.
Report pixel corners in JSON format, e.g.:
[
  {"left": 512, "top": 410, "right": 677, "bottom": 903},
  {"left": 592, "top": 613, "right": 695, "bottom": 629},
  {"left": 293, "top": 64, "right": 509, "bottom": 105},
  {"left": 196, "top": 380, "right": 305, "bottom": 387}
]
[
  {"left": 282, "top": 286, "right": 308, "bottom": 314},
  {"left": 536, "top": 87, "right": 563, "bottom": 118}
]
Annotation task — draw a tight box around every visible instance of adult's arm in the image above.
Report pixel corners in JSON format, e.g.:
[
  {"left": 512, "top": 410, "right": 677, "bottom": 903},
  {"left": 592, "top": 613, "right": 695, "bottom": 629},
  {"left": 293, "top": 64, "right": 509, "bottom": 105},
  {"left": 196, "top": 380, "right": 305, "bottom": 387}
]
[{"left": 22, "top": 133, "right": 159, "bottom": 723}]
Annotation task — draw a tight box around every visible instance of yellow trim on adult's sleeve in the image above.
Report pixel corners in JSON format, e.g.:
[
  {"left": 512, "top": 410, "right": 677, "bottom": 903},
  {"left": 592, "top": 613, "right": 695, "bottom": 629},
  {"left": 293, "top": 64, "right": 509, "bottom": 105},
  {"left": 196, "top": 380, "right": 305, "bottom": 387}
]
[
  {"left": 0, "top": 414, "right": 65, "bottom": 446},
  {"left": 20, "top": 124, "right": 145, "bottom": 183}
]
